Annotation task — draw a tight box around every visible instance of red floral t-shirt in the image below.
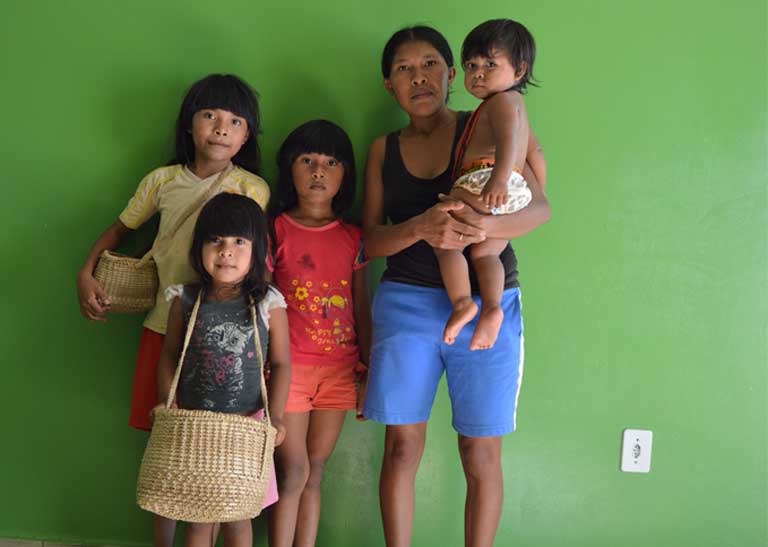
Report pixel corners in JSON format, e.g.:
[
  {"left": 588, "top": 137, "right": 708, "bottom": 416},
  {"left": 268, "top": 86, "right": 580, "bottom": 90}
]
[{"left": 271, "top": 214, "right": 367, "bottom": 367}]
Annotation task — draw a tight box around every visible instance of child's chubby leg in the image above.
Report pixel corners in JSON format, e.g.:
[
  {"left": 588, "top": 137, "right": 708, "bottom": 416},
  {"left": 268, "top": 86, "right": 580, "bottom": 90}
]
[
  {"left": 220, "top": 520, "right": 253, "bottom": 547},
  {"left": 468, "top": 238, "right": 509, "bottom": 351},
  {"left": 294, "top": 409, "right": 347, "bottom": 547},
  {"left": 268, "top": 412, "right": 311, "bottom": 547},
  {"left": 436, "top": 188, "right": 486, "bottom": 345}
]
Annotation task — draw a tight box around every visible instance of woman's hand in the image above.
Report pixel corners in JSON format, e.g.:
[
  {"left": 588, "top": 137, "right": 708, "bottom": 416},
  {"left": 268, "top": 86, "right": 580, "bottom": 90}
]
[
  {"left": 417, "top": 200, "right": 486, "bottom": 250},
  {"left": 76, "top": 270, "right": 110, "bottom": 321}
]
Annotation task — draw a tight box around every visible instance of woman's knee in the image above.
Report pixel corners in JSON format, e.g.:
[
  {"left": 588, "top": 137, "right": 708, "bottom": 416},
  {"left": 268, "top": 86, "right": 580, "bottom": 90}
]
[
  {"left": 459, "top": 437, "right": 502, "bottom": 480},
  {"left": 384, "top": 430, "right": 425, "bottom": 470}
]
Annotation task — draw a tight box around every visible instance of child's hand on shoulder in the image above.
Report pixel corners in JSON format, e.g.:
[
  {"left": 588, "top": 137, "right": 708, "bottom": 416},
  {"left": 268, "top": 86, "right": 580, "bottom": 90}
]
[{"left": 273, "top": 417, "right": 286, "bottom": 446}]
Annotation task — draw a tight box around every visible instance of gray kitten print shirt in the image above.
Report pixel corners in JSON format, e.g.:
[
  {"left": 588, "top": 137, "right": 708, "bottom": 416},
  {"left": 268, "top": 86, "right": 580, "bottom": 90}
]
[{"left": 168, "top": 285, "right": 286, "bottom": 414}]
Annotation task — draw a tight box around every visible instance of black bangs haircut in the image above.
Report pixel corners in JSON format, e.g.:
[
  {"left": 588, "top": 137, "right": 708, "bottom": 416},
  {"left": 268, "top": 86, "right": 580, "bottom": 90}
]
[
  {"left": 269, "top": 119, "right": 356, "bottom": 219},
  {"left": 190, "top": 193, "right": 269, "bottom": 302},
  {"left": 462, "top": 19, "right": 537, "bottom": 94},
  {"left": 173, "top": 74, "right": 262, "bottom": 174},
  {"left": 381, "top": 25, "right": 454, "bottom": 78}
]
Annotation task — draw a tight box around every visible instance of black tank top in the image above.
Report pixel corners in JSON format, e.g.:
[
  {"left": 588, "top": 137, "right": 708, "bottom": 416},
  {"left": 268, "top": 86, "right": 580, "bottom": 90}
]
[{"left": 380, "top": 111, "right": 520, "bottom": 290}]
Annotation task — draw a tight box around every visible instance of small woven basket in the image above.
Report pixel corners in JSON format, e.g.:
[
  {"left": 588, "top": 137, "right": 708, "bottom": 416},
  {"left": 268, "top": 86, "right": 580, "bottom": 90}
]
[
  {"left": 136, "top": 291, "right": 276, "bottom": 523},
  {"left": 93, "top": 250, "right": 157, "bottom": 313}
]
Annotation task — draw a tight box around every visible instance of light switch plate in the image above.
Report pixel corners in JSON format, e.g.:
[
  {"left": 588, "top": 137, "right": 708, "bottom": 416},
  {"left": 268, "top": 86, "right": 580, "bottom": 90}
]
[{"left": 621, "top": 429, "right": 653, "bottom": 473}]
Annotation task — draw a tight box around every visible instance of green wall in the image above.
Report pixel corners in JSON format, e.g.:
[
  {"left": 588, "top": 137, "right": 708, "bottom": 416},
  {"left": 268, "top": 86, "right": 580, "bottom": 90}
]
[{"left": 1, "top": 1, "right": 765, "bottom": 546}]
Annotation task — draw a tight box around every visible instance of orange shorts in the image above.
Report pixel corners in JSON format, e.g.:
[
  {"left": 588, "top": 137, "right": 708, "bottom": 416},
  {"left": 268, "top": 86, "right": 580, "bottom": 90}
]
[{"left": 285, "top": 364, "right": 357, "bottom": 413}]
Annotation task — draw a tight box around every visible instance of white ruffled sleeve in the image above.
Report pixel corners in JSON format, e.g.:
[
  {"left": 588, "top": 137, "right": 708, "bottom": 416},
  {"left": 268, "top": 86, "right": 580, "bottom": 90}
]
[
  {"left": 258, "top": 286, "right": 287, "bottom": 330},
  {"left": 164, "top": 284, "right": 184, "bottom": 302}
]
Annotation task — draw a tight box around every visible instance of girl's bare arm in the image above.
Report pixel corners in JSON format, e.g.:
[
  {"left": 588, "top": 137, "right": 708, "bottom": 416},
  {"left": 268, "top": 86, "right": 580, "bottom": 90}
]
[
  {"left": 266, "top": 307, "right": 291, "bottom": 446},
  {"left": 352, "top": 267, "right": 372, "bottom": 365},
  {"left": 76, "top": 219, "right": 133, "bottom": 320},
  {"left": 156, "top": 297, "right": 185, "bottom": 411},
  {"left": 481, "top": 92, "right": 530, "bottom": 210}
]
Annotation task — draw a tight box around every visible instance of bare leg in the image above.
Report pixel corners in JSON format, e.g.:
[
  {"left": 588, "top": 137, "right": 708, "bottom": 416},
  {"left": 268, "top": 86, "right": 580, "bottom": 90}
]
[
  {"left": 468, "top": 239, "right": 508, "bottom": 350},
  {"left": 294, "top": 410, "right": 348, "bottom": 547},
  {"left": 220, "top": 520, "right": 253, "bottom": 547},
  {"left": 153, "top": 515, "right": 176, "bottom": 547},
  {"left": 268, "top": 412, "right": 311, "bottom": 547},
  {"left": 458, "top": 435, "right": 504, "bottom": 547},
  {"left": 184, "top": 523, "right": 216, "bottom": 547},
  {"left": 380, "top": 423, "right": 427, "bottom": 547},
  {"left": 434, "top": 247, "right": 478, "bottom": 345}
]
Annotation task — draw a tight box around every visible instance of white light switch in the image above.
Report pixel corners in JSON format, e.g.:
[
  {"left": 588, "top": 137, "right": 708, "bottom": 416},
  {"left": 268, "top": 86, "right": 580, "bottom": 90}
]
[{"left": 621, "top": 429, "right": 653, "bottom": 473}]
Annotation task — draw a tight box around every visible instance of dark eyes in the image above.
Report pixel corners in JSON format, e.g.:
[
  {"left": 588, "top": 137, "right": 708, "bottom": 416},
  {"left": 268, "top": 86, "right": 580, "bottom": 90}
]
[
  {"left": 200, "top": 111, "right": 244, "bottom": 126},
  {"left": 207, "top": 236, "right": 249, "bottom": 245},
  {"left": 299, "top": 156, "right": 339, "bottom": 167}
]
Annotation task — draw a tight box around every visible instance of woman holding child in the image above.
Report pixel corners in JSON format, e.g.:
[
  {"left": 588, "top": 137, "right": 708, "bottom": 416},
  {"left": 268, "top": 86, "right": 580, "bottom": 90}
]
[{"left": 362, "top": 25, "right": 550, "bottom": 546}]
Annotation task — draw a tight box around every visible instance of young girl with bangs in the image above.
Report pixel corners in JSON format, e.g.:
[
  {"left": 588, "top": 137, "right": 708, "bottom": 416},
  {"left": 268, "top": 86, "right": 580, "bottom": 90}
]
[
  {"left": 76, "top": 73, "right": 270, "bottom": 547},
  {"left": 267, "top": 120, "right": 371, "bottom": 547},
  {"left": 157, "top": 193, "right": 290, "bottom": 547}
]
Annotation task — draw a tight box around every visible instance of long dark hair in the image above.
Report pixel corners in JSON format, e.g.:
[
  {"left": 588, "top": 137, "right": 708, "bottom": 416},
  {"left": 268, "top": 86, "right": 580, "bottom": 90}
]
[
  {"left": 190, "top": 193, "right": 269, "bottom": 303},
  {"left": 172, "top": 74, "right": 262, "bottom": 174},
  {"left": 268, "top": 119, "right": 356, "bottom": 220}
]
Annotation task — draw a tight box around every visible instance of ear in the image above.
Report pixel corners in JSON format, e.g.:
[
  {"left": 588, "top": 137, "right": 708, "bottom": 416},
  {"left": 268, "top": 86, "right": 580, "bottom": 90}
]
[
  {"left": 243, "top": 128, "right": 250, "bottom": 145},
  {"left": 515, "top": 62, "right": 528, "bottom": 81},
  {"left": 447, "top": 66, "right": 457, "bottom": 86},
  {"left": 383, "top": 78, "right": 395, "bottom": 96}
]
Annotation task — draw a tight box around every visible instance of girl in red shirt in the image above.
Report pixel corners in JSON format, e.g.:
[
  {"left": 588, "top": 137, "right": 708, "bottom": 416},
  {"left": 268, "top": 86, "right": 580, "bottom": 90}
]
[{"left": 267, "top": 120, "right": 371, "bottom": 547}]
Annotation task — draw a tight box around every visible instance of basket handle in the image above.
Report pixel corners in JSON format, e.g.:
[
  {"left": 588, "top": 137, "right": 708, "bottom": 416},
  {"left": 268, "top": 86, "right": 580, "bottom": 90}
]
[
  {"left": 165, "top": 289, "right": 272, "bottom": 429},
  {"left": 136, "top": 164, "right": 234, "bottom": 267}
]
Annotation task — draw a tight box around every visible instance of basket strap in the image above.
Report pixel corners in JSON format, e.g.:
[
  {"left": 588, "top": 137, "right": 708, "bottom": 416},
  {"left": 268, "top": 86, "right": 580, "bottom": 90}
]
[
  {"left": 136, "top": 164, "right": 234, "bottom": 267},
  {"left": 249, "top": 298, "right": 272, "bottom": 429},
  {"left": 165, "top": 290, "right": 273, "bottom": 432},
  {"left": 165, "top": 288, "right": 203, "bottom": 408},
  {"left": 451, "top": 101, "right": 488, "bottom": 181}
]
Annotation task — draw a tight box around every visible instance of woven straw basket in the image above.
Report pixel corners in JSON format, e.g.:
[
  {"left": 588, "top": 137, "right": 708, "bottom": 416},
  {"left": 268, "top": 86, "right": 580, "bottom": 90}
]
[
  {"left": 93, "top": 166, "right": 233, "bottom": 314},
  {"left": 93, "top": 251, "right": 157, "bottom": 313},
  {"left": 137, "top": 291, "right": 276, "bottom": 522}
]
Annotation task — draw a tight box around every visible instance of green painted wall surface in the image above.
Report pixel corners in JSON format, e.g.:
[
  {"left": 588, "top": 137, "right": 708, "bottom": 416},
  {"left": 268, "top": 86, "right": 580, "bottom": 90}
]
[{"left": 0, "top": 1, "right": 765, "bottom": 546}]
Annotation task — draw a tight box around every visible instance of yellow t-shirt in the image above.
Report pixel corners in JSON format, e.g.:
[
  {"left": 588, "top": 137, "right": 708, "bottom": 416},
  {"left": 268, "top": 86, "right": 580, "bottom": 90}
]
[{"left": 119, "top": 163, "right": 270, "bottom": 334}]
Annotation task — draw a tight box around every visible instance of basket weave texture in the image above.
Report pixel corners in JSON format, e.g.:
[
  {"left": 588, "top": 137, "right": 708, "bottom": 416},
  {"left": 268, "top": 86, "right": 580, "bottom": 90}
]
[
  {"left": 93, "top": 250, "right": 157, "bottom": 313},
  {"left": 136, "top": 291, "right": 276, "bottom": 522},
  {"left": 93, "top": 166, "right": 232, "bottom": 314}
]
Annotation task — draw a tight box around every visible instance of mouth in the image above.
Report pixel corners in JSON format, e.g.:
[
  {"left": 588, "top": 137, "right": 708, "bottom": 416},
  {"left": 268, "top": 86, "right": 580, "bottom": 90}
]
[
  {"left": 215, "top": 264, "right": 237, "bottom": 269},
  {"left": 309, "top": 183, "right": 327, "bottom": 190},
  {"left": 410, "top": 88, "right": 434, "bottom": 100},
  {"left": 208, "top": 141, "right": 230, "bottom": 148}
]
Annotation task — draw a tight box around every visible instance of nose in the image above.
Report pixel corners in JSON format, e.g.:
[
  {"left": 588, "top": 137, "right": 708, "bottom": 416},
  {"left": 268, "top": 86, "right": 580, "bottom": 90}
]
[
  {"left": 218, "top": 242, "right": 234, "bottom": 256},
  {"left": 410, "top": 69, "right": 427, "bottom": 86},
  {"left": 214, "top": 120, "right": 228, "bottom": 137},
  {"left": 311, "top": 165, "right": 324, "bottom": 180},
  {"left": 473, "top": 70, "right": 484, "bottom": 81}
]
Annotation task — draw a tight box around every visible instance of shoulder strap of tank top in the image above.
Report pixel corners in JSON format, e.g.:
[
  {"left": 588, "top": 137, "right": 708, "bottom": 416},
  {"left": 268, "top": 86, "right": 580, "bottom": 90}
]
[{"left": 451, "top": 101, "right": 488, "bottom": 180}]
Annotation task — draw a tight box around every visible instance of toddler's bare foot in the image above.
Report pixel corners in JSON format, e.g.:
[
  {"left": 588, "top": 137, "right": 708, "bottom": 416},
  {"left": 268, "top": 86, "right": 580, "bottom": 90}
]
[
  {"left": 470, "top": 304, "right": 504, "bottom": 350},
  {"left": 443, "top": 297, "right": 478, "bottom": 345}
]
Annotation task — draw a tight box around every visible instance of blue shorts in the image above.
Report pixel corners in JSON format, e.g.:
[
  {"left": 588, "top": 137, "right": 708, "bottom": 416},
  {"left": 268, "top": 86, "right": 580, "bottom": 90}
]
[{"left": 363, "top": 281, "right": 525, "bottom": 437}]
